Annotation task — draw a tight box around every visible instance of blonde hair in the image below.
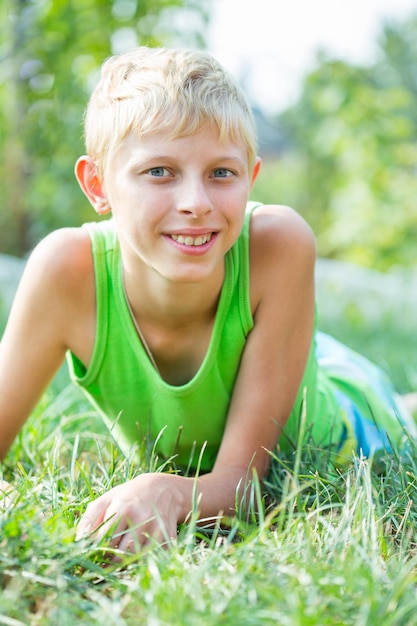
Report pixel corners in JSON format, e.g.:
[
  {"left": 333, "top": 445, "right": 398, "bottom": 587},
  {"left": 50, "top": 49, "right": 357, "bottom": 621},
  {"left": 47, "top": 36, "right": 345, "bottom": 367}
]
[{"left": 83, "top": 47, "right": 258, "bottom": 178}]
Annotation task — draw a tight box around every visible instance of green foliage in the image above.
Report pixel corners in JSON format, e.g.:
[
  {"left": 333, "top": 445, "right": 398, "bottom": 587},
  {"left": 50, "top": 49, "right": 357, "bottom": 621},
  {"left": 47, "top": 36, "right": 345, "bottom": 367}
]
[
  {"left": 253, "top": 14, "right": 417, "bottom": 271},
  {"left": 0, "top": 0, "right": 209, "bottom": 256}
]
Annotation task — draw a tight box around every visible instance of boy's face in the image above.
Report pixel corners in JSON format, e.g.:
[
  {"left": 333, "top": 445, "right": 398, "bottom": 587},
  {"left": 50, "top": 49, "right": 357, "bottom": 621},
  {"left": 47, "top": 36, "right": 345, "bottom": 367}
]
[{"left": 102, "top": 126, "right": 259, "bottom": 284}]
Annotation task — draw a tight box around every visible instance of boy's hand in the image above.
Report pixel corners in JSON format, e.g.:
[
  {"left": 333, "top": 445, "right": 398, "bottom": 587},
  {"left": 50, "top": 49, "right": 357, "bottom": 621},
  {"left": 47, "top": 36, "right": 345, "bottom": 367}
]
[{"left": 76, "top": 473, "right": 186, "bottom": 552}]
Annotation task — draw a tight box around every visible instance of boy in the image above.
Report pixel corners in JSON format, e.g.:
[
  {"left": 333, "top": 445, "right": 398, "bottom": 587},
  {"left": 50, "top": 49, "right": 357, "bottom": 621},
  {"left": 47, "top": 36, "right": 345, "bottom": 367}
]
[{"left": 0, "top": 47, "right": 414, "bottom": 552}]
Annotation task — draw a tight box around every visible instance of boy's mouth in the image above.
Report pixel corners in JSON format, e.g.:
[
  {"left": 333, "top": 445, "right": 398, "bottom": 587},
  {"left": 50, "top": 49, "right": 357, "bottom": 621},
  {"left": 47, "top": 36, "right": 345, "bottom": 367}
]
[{"left": 170, "top": 233, "right": 213, "bottom": 247}]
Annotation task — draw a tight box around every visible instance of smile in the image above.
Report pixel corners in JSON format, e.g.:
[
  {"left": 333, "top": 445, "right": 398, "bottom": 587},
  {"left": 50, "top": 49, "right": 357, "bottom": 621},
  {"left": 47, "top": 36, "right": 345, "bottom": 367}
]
[{"left": 170, "top": 233, "right": 213, "bottom": 247}]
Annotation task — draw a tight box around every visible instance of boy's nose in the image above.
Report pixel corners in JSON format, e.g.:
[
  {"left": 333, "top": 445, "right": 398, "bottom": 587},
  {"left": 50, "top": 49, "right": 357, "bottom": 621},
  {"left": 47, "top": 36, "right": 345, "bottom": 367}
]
[{"left": 176, "top": 181, "right": 213, "bottom": 217}]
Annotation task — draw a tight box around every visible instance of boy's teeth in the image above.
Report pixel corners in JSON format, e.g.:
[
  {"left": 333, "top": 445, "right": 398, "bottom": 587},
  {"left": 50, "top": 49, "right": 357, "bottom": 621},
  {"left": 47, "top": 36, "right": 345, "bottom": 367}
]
[{"left": 171, "top": 233, "right": 212, "bottom": 246}]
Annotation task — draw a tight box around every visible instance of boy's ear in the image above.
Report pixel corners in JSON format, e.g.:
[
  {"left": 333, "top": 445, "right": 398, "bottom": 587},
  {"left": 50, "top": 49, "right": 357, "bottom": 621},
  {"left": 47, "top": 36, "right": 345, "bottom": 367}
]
[
  {"left": 74, "top": 156, "right": 111, "bottom": 215},
  {"left": 249, "top": 157, "right": 262, "bottom": 189}
]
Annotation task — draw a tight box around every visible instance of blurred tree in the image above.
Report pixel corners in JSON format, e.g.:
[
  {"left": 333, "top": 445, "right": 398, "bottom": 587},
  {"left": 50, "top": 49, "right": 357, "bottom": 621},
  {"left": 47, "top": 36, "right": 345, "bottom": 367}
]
[
  {"left": 0, "top": 0, "right": 209, "bottom": 256},
  {"left": 253, "top": 14, "right": 417, "bottom": 271},
  {"left": 378, "top": 15, "right": 417, "bottom": 123}
]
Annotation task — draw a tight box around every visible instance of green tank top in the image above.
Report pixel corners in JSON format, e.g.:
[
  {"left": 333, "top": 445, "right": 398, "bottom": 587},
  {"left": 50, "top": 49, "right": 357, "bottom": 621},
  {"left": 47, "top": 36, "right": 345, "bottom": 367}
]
[{"left": 67, "top": 202, "right": 343, "bottom": 471}]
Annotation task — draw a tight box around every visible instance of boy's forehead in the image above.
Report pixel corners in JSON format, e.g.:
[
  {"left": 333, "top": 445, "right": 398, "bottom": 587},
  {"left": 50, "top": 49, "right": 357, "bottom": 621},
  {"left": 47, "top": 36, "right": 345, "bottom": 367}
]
[{"left": 121, "top": 127, "right": 247, "bottom": 154}]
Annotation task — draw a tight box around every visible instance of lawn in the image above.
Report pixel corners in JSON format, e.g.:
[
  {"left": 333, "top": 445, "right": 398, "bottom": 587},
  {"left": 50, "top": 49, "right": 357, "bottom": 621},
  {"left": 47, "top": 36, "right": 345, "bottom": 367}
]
[{"left": 1, "top": 259, "right": 417, "bottom": 625}]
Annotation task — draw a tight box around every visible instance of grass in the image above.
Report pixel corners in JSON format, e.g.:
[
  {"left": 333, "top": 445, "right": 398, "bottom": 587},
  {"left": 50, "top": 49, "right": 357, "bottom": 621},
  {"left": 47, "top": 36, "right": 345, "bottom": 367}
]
[
  {"left": 1, "top": 265, "right": 417, "bottom": 624},
  {"left": 2, "top": 382, "right": 417, "bottom": 624}
]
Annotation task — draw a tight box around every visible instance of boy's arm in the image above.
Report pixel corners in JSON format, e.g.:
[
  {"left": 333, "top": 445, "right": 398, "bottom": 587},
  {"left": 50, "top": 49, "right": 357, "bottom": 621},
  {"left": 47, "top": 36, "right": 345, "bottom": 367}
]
[
  {"left": 0, "top": 229, "right": 94, "bottom": 460},
  {"left": 77, "top": 206, "right": 316, "bottom": 549},
  {"left": 193, "top": 204, "right": 316, "bottom": 513}
]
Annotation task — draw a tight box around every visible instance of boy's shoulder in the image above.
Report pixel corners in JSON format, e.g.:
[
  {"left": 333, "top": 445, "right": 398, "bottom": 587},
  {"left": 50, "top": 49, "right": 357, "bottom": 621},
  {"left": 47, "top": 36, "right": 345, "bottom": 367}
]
[
  {"left": 30, "top": 226, "right": 91, "bottom": 263},
  {"left": 249, "top": 203, "right": 316, "bottom": 254},
  {"left": 25, "top": 226, "right": 94, "bottom": 292},
  {"left": 248, "top": 204, "right": 316, "bottom": 307}
]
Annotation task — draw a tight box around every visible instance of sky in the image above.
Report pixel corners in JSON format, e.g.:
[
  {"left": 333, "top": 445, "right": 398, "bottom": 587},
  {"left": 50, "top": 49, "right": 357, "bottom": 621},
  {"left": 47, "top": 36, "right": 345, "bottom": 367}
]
[{"left": 207, "top": 0, "right": 417, "bottom": 115}]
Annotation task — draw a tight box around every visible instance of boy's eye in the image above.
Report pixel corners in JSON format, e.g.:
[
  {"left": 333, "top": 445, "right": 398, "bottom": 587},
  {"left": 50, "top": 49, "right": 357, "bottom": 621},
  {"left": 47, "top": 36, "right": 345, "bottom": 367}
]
[
  {"left": 148, "top": 167, "right": 169, "bottom": 177},
  {"left": 212, "top": 168, "right": 232, "bottom": 178}
]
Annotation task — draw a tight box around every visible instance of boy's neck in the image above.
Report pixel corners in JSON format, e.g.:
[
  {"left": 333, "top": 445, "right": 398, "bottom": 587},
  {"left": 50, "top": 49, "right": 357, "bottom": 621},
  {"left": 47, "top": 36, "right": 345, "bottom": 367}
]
[
  {"left": 121, "top": 259, "right": 224, "bottom": 329},
  {"left": 121, "top": 260, "right": 224, "bottom": 385}
]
